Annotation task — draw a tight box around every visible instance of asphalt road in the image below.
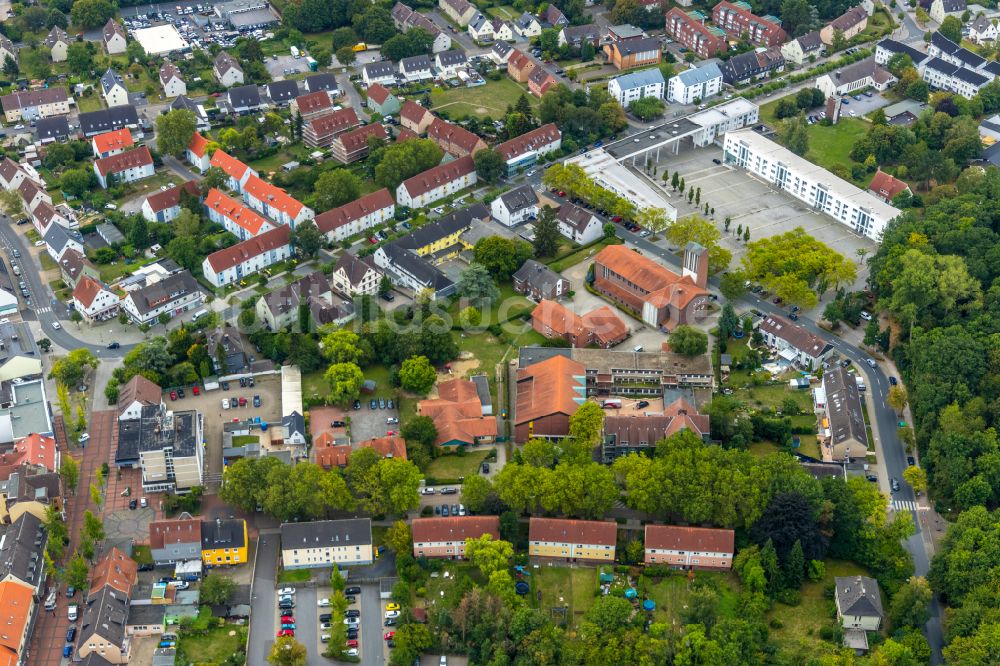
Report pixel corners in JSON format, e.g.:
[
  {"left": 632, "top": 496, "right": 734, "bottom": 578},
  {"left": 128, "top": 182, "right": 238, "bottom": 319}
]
[
  {"left": 359, "top": 582, "right": 384, "bottom": 666},
  {"left": 247, "top": 534, "right": 279, "bottom": 665},
  {"left": 614, "top": 225, "right": 944, "bottom": 662}
]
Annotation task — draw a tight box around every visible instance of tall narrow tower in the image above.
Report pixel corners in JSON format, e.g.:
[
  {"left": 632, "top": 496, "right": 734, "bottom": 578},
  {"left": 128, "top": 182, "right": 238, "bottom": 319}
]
[{"left": 682, "top": 242, "right": 709, "bottom": 289}]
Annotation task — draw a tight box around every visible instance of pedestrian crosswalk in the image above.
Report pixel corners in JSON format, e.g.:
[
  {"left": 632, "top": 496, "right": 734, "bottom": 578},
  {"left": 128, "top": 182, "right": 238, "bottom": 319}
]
[
  {"left": 890, "top": 500, "right": 919, "bottom": 512},
  {"left": 35, "top": 307, "right": 51, "bottom": 314}
]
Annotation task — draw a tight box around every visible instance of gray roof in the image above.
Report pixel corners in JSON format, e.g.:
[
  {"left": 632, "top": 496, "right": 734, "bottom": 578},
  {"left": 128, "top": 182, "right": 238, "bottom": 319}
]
[
  {"left": 615, "top": 36, "right": 660, "bottom": 56},
  {"left": 115, "top": 405, "right": 199, "bottom": 466},
  {"left": 43, "top": 223, "right": 83, "bottom": 254},
  {"left": 835, "top": 575, "right": 883, "bottom": 618},
  {"left": 214, "top": 51, "right": 243, "bottom": 75},
  {"left": 516, "top": 12, "right": 538, "bottom": 29},
  {"left": 512, "top": 258, "right": 565, "bottom": 294},
  {"left": 471, "top": 374, "right": 492, "bottom": 410},
  {"left": 266, "top": 79, "right": 299, "bottom": 103},
  {"left": 332, "top": 253, "right": 378, "bottom": 287},
  {"left": 379, "top": 244, "right": 455, "bottom": 295},
  {"left": 0, "top": 512, "right": 46, "bottom": 589},
  {"left": 283, "top": 411, "right": 305, "bottom": 436},
  {"left": 78, "top": 106, "right": 139, "bottom": 136},
  {"left": 822, "top": 367, "right": 868, "bottom": 451},
  {"left": 170, "top": 95, "right": 206, "bottom": 118},
  {"left": 97, "top": 222, "right": 125, "bottom": 245},
  {"left": 497, "top": 185, "right": 538, "bottom": 213},
  {"left": 492, "top": 41, "right": 513, "bottom": 58},
  {"left": 556, "top": 201, "right": 598, "bottom": 233},
  {"left": 304, "top": 73, "right": 338, "bottom": 93},
  {"left": 126, "top": 603, "right": 166, "bottom": 626},
  {"left": 436, "top": 49, "right": 466, "bottom": 67},
  {"left": 677, "top": 62, "right": 723, "bottom": 86},
  {"left": 281, "top": 518, "right": 372, "bottom": 550},
  {"left": 561, "top": 24, "right": 600, "bottom": 41},
  {"left": 401, "top": 54, "right": 433, "bottom": 72},
  {"left": 100, "top": 68, "right": 126, "bottom": 95},
  {"left": 228, "top": 85, "right": 262, "bottom": 109},
  {"left": 612, "top": 67, "right": 665, "bottom": 91},
  {"left": 395, "top": 204, "right": 488, "bottom": 251},
  {"left": 79, "top": 584, "right": 129, "bottom": 648},
  {"left": 152, "top": 648, "right": 176, "bottom": 666},
  {"left": 364, "top": 61, "right": 397, "bottom": 78},
  {"left": 35, "top": 116, "right": 70, "bottom": 141},
  {"left": 201, "top": 518, "right": 246, "bottom": 550},
  {"left": 126, "top": 270, "right": 201, "bottom": 316},
  {"left": 938, "top": 0, "right": 966, "bottom": 11},
  {"left": 795, "top": 31, "right": 822, "bottom": 52}
]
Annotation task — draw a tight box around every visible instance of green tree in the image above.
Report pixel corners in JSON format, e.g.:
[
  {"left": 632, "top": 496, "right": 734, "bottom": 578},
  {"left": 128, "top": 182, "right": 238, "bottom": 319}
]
[
  {"left": 533, "top": 206, "right": 561, "bottom": 258},
  {"left": 313, "top": 169, "right": 361, "bottom": 210},
  {"left": 292, "top": 220, "right": 323, "bottom": 259},
  {"left": 887, "top": 385, "right": 908, "bottom": 413},
  {"left": 60, "top": 456, "right": 79, "bottom": 493},
  {"left": 70, "top": 0, "right": 115, "bottom": 29},
  {"left": 668, "top": 325, "right": 708, "bottom": 356},
  {"left": 473, "top": 236, "right": 533, "bottom": 279},
  {"left": 65, "top": 42, "right": 94, "bottom": 75},
  {"left": 889, "top": 576, "right": 932, "bottom": 629},
  {"left": 460, "top": 475, "right": 494, "bottom": 513},
  {"left": 628, "top": 96, "right": 665, "bottom": 121},
  {"left": 778, "top": 115, "right": 810, "bottom": 156},
  {"left": 268, "top": 636, "right": 307, "bottom": 666},
  {"left": 903, "top": 465, "right": 928, "bottom": 494},
  {"left": 400, "top": 415, "right": 437, "bottom": 451},
  {"left": 398, "top": 355, "right": 437, "bottom": 394},
  {"left": 60, "top": 168, "right": 97, "bottom": 198},
  {"left": 464, "top": 534, "right": 514, "bottom": 578},
  {"left": 156, "top": 109, "right": 197, "bottom": 158},
  {"left": 354, "top": 458, "right": 422, "bottom": 515},
  {"left": 83, "top": 510, "right": 105, "bottom": 543},
  {"left": 323, "top": 362, "right": 364, "bottom": 404},
  {"left": 200, "top": 574, "right": 236, "bottom": 606},
  {"left": 385, "top": 520, "right": 412, "bottom": 555},
  {"left": 48, "top": 349, "right": 99, "bottom": 388},
  {"left": 334, "top": 45, "right": 356, "bottom": 66},
  {"left": 373, "top": 138, "right": 443, "bottom": 190},
  {"left": 474, "top": 149, "right": 505, "bottom": 184},
  {"left": 65, "top": 552, "right": 89, "bottom": 592},
  {"left": 455, "top": 264, "right": 500, "bottom": 305},
  {"left": 940, "top": 15, "right": 963, "bottom": 42},
  {"left": 664, "top": 214, "right": 732, "bottom": 273},
  {"left": 566, "top": 401, "right": 605, "bottom": 463}
]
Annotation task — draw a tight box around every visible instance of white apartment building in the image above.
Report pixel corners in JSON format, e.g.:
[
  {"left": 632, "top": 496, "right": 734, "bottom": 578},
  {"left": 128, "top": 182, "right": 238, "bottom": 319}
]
[
  {"left": 608, "top": 68, "right": 665, "bottom": 107},
  {"left": 666, "top": 63, "right": 723, "bottom": 104},
  {"left": 723, "top": 129, "right": 900, "bottom": 241},
  {"left": 313, "top": 188, "right": 395, "bottom": 243},
  {"left": 396, "top": 155, "right": 477, "bottom": 208},
  {"left": 202, "top": 225, "right": 293, "bottom": 287},
  {"left": 281, "top": 519, "right": 373, "bottom": 569}
]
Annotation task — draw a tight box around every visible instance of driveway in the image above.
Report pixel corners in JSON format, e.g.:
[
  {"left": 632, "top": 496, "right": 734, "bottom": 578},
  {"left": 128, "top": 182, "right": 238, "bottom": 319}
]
[
  {"left": 359, "top": 582, "right": 384, "bottom": 666},
  {"left": 247, "top": 533, "right": 279, "bottom": 666}
]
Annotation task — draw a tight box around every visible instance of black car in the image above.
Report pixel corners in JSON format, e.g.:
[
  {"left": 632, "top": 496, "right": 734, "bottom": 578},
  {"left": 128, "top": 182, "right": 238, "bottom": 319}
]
[
  {"left": 332, "top": 420, "right": 346, "bottom": 428},
  {"left": 138, "top": 563, "right": 154, "bottom": 571},
  {"left": 381, "top": 291, "right": 395, "bottom": 301},
  {"left": 347, "top": 628, "right": 359, "bottom": 639},
  {"left": 346, "top": 609, "right": 360, "bottom": 618},
  {"left": 789, "top": 313, "right": 799, "bottom": 321},
  {"left": 353, "top": 400, "right": 361, "bottom": 410},
  {"left": 239, "top": 377, "right": 247, "bottom": 387},
  {"left": 865, "top": 474, "right": 878, "bottom": 483},
  {"left": 387, "top": 399, "right": 394, "bottom": 409},
  {"left": 385, "top": 618, "right": 397, "bottom": 626},
  {"left": 221, "top": 381, "right": 230, "bottom": 390},
  {"left": 129, "top": 499, "right": 137, "bottom": 510},
  {"left": 888, "top": 376, "right": 898, "bottom": 386},
  {"left": 636, "top": 400, "right": 650, "bottom": 409},
  {"left": 177, "top": 388, "right": 185, "bottom": 398},
  {"left": 319, "top": 614, "right": 332, "bottom": 622},
  {"left": 370, "top": 399, "right": 378, "bottom": 409},
  {"left": 66, "top": 626, "right": 76, "bottom": 642},
  {"left": 253, "top": 394, "right": 261, "bottom": 408},
  {"left": 907, "top": 456, "right": 916, "bottom": 467},
  {"left": 841, "top": 359, "right": 851, "bottom": 367},
  {"left": 107, "top": 342, "right": 120, "bottom": 349},
  {"left": 345, "top": 595, "right": 356, "bottom": 603},
  {"left": 345, "top": 586, "right": 361, "bottom": 595},
  {"left": 712, "top": 158, "right": 722, "bottom": 165}
]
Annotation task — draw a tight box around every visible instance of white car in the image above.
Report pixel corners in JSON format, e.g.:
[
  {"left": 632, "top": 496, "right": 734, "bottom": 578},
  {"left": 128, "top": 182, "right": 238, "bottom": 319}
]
[
  {"left": 78, "top": 433, "right": 90, "bottom": 444},
  {"left": 278, "top": 587, "right": 296, "bottom": 596},
  {"left": 421, "top": 487, "right": 435, "bottom": 495},
  {"left": 385, "top": 610, "right": 400, "bottom": 619},
  {"left": 317, "top": 598, "right": 331, "bottom": 607},
  {"left": 860, "top": 311, "right": 872, "bottom": 321},
  {"left": 68, "top": 603, "right": 78, "bottom": 621},
  {"left": 344, "top": 616, "right": 359, "bottom": 625},
  {"left": 222, "top": 399, "right": 230, "bottom": 410},
  {"left": 52, "top": 322, "right": 61, "bottom": 330},
  {"left": 866, "top": 358, "right": 877, "bottom": 368},
  {"left": 387, "top": 417, "right": 399, "bottom": 425},
  {"left": 346, "top": 649, "right": 359, "bottom": 657}
]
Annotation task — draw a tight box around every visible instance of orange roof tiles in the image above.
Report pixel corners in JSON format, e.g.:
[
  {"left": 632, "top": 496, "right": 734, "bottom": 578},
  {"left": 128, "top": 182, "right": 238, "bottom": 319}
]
[
  {"left": 868, "top": 169, "right": 910, "bottom": 201},
  {"left": 594, "top": 244, "right": 706, "bottom": 311},
  {"left": 94, "top": 145, "right": 152, "bottom": 176},
  {"left": 209, "top": 149, "right": 252, "bottom": 181},
  {"left": 412, "top": 516, "right": 500, "bottom": 544},
  {"left": 514, "top": 354, "right": 585, "bottom": 426},
  {"left": 144, "top": 180, "right": 199, "bottom": 214},
  {"left": 188, "top": 132, "right": 209, "bottom": 158},
  {"left": 417, "top": 378, "right": 496, "bottom": 446},
  {"left": 243, "top": 174, "right": 306, "bottom": 219},
  {"left": 0, "top": 582, "right": 31, "bottom": 662},
  {"left": 361, "top": 435, "right": 407, "bottom": 460},
  {"left": 400, "top": 100, "right": 430, "bottom": 124},
  {"left": 315, "top": 444, "right": 351, "bottom": 469},
  {"left": 366, "top": 83, "right": 391, "bottom": 105},
  {"left": 644, "top": 525, "right": 734, "bottom": 554},
  {"left": 205, "top": 224, "right": 291, "bottom": 273},
  {"left": 426, "top": 118, "right": 485, "bottom": 156},
  {"left": 529, "top": 517, "right": 617, "bottom": 546},
  {"left": 92, "top": 128, "right": 133, "bottom": 155},
  {"left": 293, "top": 90, "right": 333, "bottom": 115},
  {"left": 90, "top": 546, "right": 138, "bottom": 597},
  {"left": 582, "top": 306, "right": 628, "bottom": 346},
  {"left": 204, "top": 187, "right": 270, "bottom": 236},
  {"left": 4, "top": 433, "right": 57, "bottom": 472},
  {"left": 72, "top": 275, "right": 108, "bottom": 308},
  {"left": 149, "top": 517, "right": 201, "bottom": 549}
]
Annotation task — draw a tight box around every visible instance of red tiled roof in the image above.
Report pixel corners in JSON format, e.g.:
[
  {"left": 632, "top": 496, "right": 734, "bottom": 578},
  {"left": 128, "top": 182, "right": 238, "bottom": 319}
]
[
  {"left": 868, "top": 169, "right": 909, "bottom": 200},
  {"left": 400, "top": 100, "right": 431, "bottom": 124},
  {"left": 316, "top": 444, "right": 352, "bottom": 468},
  {"left": 145, "top": 181, "right": 199, "bottom": 214},
  {"left": 334, "top": 123, "right": 388, "bottom": 154},
  {"left": 366, "top": 83, "right": 391, "bottom": 105},
  {"left": 94, "top": 145, "right": 152, "bottom": 176},
  {"left": 360, "top": 435, "right": 407, "bottom": 460},
  {"left": 90, "top": 546, "right": 138, "bottom": 597},
  {"left": 399, "top": 155, "right": 474, "bottom": 198},
  {"left": 531, "top": 299, "right": 586, "bottom": 339},
  {"left": 411, "top": 516, "right": 500, "bottom": 544},
  {"left": 306, "top": 107, "right": 360, "bottom": 137},
  {"left": 427, "top": 118, "right": 485, "bottom": 156},
  {"left": 594, "top": 244, "right": 706, "bottom": 311},
  {"left": 0, "top": 582, "right": 31, "bottom": 660},
  {"left": 2, "top": 433, "right": 57, "bottom": 472},
  {"left": 204, "top": 187, "right": 270, "bottom": 235},
  {"left": 72, "top": 275, "right": 108, "bottom": 308},
  {"left": 395, "top": 127, "right": 419, "bottom": 143},
  {"left": 92, "top": 128, "right": 133, "bottom": 155},
  {"left": 514, "top": 354, "right": 585, "bottom": 426},
  {"left": 507, "top": 49, "right": 536, "bottom": 73},
  {"left": 529, "top": 517, "right": 617, "bottom": 546},
  {"left": 117, "top": 375, "right": 162, "bottom": 413},
  {"left": 581, "top": 306, "right": 628, "bottom": 346},
  {"left": 242, "top": 174, "right": 306, "bottom": 219},
  {"left": 188, "top": 132, "right": 209, "bottom": 158},
  {"left": 293, "top": 90, "right": 333, "bottom": 115},
  {"left": 644, "top": 524, "right": 734, "bottom": 554},
  {"left": 417, "top": 377, "right": 496, "bottom": 446},
  {"left": 149, "top": 517, "right": 202, "bottom": 549},
  {"left": 205, "top": 224, "right": 291, "bottom": 273},
  {"left": 209, "top": 149, "right": 251, "bottom": 181},
  {"left": 314, "top": 188, "right": 394, "bottom": 235},
  {"left": 497, "top": 123, "right": 561, "bottom": 160}
]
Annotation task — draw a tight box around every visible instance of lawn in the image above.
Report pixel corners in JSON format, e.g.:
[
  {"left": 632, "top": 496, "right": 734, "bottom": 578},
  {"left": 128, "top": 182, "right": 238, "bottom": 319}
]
[
  {"left": 530, "top": 565, "right": 599, "bottom": 625},
  {"left": 768, "top": 560, "right": 870, "bottom": 660},
  {"left": 430, "top": 78, "right": 535, "bottom": 119},
  {"left": 546, "top": 238, "right": 622, "bottom": 273},
  {"left": 425, "top": 448, "right": 490, "bottom": 482},
  {"left": 231, "top": 435, "right": 259, "bottom": 446},
  {"left": 76, "top": 95, "right": 104, "bottom": 113},
  {"left": 639, "top": 571, "right": 741, "bottom": 626},
  {"left": 278, "top": 568, "right": 313, "bottom": 583},
  {"left": 177, "top": 624, "right": 246, "bottom": 665},
  {"left": 98, "top": 256, "right": 154, "bottom": 283},
  {"left": 486, "top": 5, "right": 517, "bottom": 18},
  {"left": 734, "top": 382, "right": 814, "bottom": 413},
  {"left": 804, "top": 119, "right": 868, "bottom": 177},
  {"left": 132, "top": 544, "right": 153, "bottom": 566}
]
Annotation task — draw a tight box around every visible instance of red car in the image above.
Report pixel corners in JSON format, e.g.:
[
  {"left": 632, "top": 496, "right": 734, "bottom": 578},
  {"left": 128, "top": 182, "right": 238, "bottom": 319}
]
[
  {"left": 612, "top": 216, "right": 622, "bottom": 222},
  {"left": 170, "top": 391, "right": 177, "bottom": 400},
  {"left": 278, "top": 629, "right": 294, "bottom": 637},
  {"left": 369, "top": 237, "right": 379, "bottom": 244},
  {"left": 384, "top": 631, "right": 395, "bottom": 640},
  {"left": 347, "top": 639, "right": 359, "bottom": 648},
  {"left": 239, "top": 396, "right": 247, "bottom": 407},
  {"left": 192, "top": 386, "right": 200, "bottom": 396},
  {"left": 281, "top": 616, "right": 295, "bottom": 623},
  {"left": 558, "top": 190, "right": 566, "bottom": 197}
]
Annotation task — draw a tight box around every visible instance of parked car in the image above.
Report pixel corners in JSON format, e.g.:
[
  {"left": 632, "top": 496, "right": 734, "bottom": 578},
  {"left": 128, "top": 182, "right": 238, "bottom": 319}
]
[
  {"left": 891, "top": 478, "right": 900, "bottom": 492},
  {"left": 345, "top": 586, "right": 361, "bottom": 596},
  {"left": 889, "top": 376, "right": 898, "bottom": 386},
  {"left": 66, "top": 626, "right": 76, "bottom": 642},
  {"left": 279, "top": 587, "right": 296, "bottom": 596},
  {"left": 253, "top": 394, "right": 261, "bottom": 407}
]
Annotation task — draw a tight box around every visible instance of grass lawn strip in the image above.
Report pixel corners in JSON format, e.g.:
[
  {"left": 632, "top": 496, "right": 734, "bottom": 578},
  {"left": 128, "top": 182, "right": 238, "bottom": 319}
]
[
  {"left": 425, "top": 449, "right": 490, "bottom": 481},
  {"left": 177, "top": 623, "right": 246, "bottom": 664},
  {"left": 531, "top": 566, "right": 598, "bottom": 624}
]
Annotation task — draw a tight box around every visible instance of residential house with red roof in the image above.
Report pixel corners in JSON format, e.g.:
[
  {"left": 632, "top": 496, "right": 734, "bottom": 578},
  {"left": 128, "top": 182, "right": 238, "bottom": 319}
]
[
  {"left": 426, "top": 118, "right": 486, "bottom": 157},
  {"left": 757, "top": 314, "right": 833, "bottom": 369},
  {"left": 72, "top": 275, "right": 120, "bottom": 322},
  {"left": 331, "top": 123, "right": 388, "bottom": 164},
  {"left": 399, "top": 100, "right": 434, "bottom": 133},
  {"left": 528, "top": 67, "right": 558, "bottom": 96},
  {"left": 412, "top": 516, "right": 500, "bottom": 558},
  {"left": 289, "top": 91, "right": 334, "bottom": 121},
  {"left": 329, "top": 255, "right": 382, "bottom": 301},
  {"left": 644, "top": 524, "right": 735, "bottom": 570},
  {"left": 365, "top": 83, "right": 400, "bottom": 117},
  {"left": 396, "top": 155, "right": 477, "bottom": 208},
  {"left": 530, "top": 299, "right": 628, "bottom": 349},
  {"left": 149, "top": 515, "right": 202, "bottom": 564},
  {"left": 713, "top": 0, "right": 787, "bottom": 47},
  {"left": 506, "top": 49, "right": 538, "bottom": 82},
  {"left": 0, "top": 581, "right": 33, "bottom": 666},
  {"left": 202, "top": 225, "right": 292, "bottom": 287},
  {"left": 665, "top": 8, "right": 728, "bottom": 58},
  {"left": 117, "top": 375, "right": 164, "bottom": 421},
  {"left": 417, "top": 378, "right": 497, "bottom": 447},
  {"left": 314, "top": 188, "right": 395, "bottom": 244},
  {"left": 496, "top": 123, "right": 561, "bottom": 175},
  {"left": 141, "top": 181, "right": 199, "bottom": 223},
  {"left": 317, "top": 435, "right": 408, "bottom": 470},
  {"left": 513, "top": 353, "right": 586, "bottom": 442},
  {"left": 17, "top": 178, "right": 50, "bottom": 215},
  {"left": 209, "top": 149, "right": 256, "bottom": 193},
  {"left": 186, "top": 132, "right": 211, "bottom": 173},
  {"left": 91, "top": 128, "right": 134, "bottom": 158},
  {"left": 204, "top": 187, "right": 274, "bottom": 240},
  {"left": 0, "top": 434, "right": 59, "bottom": 479},
  {"left": 821, "top": 6, "right": 868, "bottom": 46},
  {"left": 59, "top": 249, "right": 99, "bottom": 289},
  {"left": 592, "top": 243, "right": 709, "bottom": 329},
  {"left": 241, "top": 175, "right": 315, "bottom": 229},
  {"left": 302, "top": 107, "right": 361, "bottom": 148},
  {"left": 529, "top": 517, "right": 617, "bottom": 561},
  {"left": 93, "top": 146, "right": 154, "bottom": 188},
  {"left": 868, "top": 169, "right": 911, "bottom": 203},
  {"left": 601, "top": 397, "right": 710, "bottom": 462},
  {"left": 90, "top": 547, "right": 138, "bottom": 597}
]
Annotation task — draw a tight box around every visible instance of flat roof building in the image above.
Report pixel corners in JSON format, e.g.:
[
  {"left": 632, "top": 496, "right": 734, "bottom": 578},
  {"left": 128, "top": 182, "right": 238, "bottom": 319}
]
[
  {"left": 133, "top": 24, "right": 189, "bottom": 55},
  {"left": 115, "top": 405, "right": 204, "bottom": 493}
]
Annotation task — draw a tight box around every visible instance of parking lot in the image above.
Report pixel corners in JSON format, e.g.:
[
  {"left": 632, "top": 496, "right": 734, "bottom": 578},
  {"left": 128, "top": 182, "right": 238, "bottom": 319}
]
[
  {"left": 266, "top": 54, "right": 311, "bottom": 80},
  {"left": 116, "top": 1, "right": 272, "bottom": 51},
  {"left": 831, "top": 90, "right": 890, "bottom": 120},
  {"left": 351, "top": 399, "right": 400, "bottom": 444}
]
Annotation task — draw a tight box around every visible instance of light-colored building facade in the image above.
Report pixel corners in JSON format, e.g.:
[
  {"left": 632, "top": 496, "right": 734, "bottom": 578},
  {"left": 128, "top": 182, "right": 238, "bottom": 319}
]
[
  {"left": 528, "top": 517, "right": 617, "bottom": 562},
  {"left": 608, "top": 68, "right": 665, "bottom": 107},
  {"left": 281, "top": 519, "right": 373, "bottom": 569},
  {"left": 202, "top": 225, "right": 292, "bottom": 287},
  {"left": 667, "top": 63, "right": 723, "bottom": 104},
  {"left": 644, "top": 525, "right": 735, "bottom": 570},
  {"left": 411, "top": 516, "right": 500, "bottom": 558},
  {"left": 396, "top": 155, "right": 477, "bottom": 208}
]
